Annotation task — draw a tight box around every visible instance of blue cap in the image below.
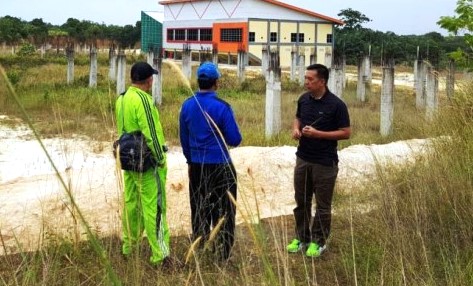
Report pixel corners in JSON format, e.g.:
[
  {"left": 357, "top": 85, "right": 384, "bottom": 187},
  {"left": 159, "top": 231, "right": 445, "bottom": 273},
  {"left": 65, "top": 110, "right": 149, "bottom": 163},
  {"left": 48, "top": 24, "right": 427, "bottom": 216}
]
[{"left": 197, "top": 62, "right": 220, "bottom": 80}]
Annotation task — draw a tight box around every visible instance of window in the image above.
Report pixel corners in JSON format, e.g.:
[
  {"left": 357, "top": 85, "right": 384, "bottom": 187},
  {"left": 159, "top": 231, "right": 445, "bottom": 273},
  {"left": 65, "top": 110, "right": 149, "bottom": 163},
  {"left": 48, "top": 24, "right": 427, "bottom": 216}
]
[
  {"left": 187, "top": 29, "right": 198, "bottom": 41},
  {"left": 326, "top": 34, "right": 333, "bottom": 43},
  {"left": 249, "top": 32, "right": 255, "bottom": 42},
  {"left": 221, "top": 28, "right": 242, "bottom": 42},
  {"left": 298, "top": 33, "right": 304, "bottom": 43},
  {"left": 270, "top": 32, "right": 277, "bottom": 42},
  {"left": 291, "top": 33, "right": 305, "bottom": 43},
  {"left": 175, "top": 29, "right": 185, "bottom": 41},
  {"left": 200, "top": 28, "right": 212, "bottom": 41},
  {"left": 167, "top": 29, "right": 174, "bottom": 41}
]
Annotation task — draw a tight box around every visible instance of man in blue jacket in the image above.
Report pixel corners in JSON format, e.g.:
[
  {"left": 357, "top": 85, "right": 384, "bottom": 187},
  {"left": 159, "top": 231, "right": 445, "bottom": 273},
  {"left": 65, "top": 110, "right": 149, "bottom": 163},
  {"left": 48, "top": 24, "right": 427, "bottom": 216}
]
[{"left": 179, "top": 61, "right": 242, "bottom": 261}]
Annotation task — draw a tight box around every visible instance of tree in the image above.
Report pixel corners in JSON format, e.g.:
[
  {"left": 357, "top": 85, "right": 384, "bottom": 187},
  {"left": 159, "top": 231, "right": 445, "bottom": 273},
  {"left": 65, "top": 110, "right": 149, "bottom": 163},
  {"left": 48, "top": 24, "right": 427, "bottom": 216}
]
[
  {"left": 337, "top": 8, "right": 372, "bottom": 30},
  {"left": 437, "top": 0, "right": 473, "bottom": 67},
  {"left": 0, "top": 16, "right": 27, "bottom": 51}
]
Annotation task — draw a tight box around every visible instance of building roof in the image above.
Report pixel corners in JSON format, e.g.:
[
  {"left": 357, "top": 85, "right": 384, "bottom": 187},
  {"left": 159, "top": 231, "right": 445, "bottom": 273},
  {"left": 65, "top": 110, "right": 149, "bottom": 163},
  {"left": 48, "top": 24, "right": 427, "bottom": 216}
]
[{"left": 158, "top": 0, "right": 343, "bottom": 25}]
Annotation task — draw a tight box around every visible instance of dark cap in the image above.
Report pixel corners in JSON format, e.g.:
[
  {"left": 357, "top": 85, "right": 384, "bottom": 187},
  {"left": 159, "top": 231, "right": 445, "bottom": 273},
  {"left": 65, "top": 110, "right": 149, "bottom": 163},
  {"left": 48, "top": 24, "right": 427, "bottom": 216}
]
[
  {"left": 130, "top": 62, "right": 158, "bottom": 81},
  {"left": 197, "top": 61, "right": 220, "bottom": 80}
]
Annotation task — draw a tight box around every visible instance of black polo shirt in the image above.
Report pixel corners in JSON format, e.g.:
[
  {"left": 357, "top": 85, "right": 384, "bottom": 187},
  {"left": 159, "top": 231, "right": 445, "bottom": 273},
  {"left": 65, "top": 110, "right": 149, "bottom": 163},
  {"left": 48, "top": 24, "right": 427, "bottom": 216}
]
[{"left": 295, "top": 90, "right": 350, "bottom": 166}]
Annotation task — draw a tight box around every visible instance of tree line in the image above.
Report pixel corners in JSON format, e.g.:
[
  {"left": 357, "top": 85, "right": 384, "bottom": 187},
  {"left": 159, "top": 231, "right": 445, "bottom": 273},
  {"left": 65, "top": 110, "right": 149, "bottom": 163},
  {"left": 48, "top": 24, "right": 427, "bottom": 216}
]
[
  {"left": 335, "top": 8, "right": 469, "bottom": 68},
  {"left": 0, "top": 16, "right": 141, "bottom": 51}
]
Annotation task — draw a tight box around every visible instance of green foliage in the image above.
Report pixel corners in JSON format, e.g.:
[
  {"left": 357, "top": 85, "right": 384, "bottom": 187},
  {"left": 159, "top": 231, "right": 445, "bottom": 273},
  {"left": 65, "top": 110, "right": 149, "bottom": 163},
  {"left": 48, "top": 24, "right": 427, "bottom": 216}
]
[
  {"left": 438, "top": 0, "right": 473, "bottom": 68},
  {"left": 17, "top": 43, "right": 37, "bottom": 57},
  {"left": 6, "top": 69, "right": 20, "bottom": 85},
  {"left": 337, "top": 8, "right": 372, "bottom": 30}
]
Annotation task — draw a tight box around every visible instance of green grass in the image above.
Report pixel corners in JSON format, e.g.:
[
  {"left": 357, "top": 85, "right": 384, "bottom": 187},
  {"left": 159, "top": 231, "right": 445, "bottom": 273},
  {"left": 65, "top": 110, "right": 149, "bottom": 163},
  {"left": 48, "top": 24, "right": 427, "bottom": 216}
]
[{"left": 1, "top": 54, "right": 472, "bottom": 285}]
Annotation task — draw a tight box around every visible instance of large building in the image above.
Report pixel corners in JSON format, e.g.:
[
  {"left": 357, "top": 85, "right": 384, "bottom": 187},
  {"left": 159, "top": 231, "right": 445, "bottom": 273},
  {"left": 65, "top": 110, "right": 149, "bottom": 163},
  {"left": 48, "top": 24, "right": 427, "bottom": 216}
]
[{"left": 158, "top": 0, "right": 342, "bottom": 67}]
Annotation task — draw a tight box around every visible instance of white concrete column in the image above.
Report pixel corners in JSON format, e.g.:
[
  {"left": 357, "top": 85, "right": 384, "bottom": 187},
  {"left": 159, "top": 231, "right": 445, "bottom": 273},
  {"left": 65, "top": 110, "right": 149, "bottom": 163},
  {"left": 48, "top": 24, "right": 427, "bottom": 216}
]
[
  {"left": 324, "top": 51, "right": 332, "bottom": 69},
  {"left": 147, "top": 50, "right": 154, "bottom": 66},
  {"left": 212, "top": 48, "right": 218, "bottom": 67},
  {"left": 116, "top": 52, "right": 126, "bottom": 95},
  {"left": 108, "top": 48, "right": 117, "bottom": 82},
  {"left": 298, "top": 54, "right": 305, "bottom": 85},
  {"left": 261, "top": 45, "right": 269, "bottom": 80},
  {"left": 309, "top": 48, "right": 316, "bottom": 65},
  {"left": 89, "top": 47, "right": 97, "bottom": 88},
  {"left": 66, "top": 47, "right": 74, "bottom": 84},
  {"left": 265, "top": 51, "right": 281, "bottom": 138},
  {"left": 290, "top": 46, "right": 297, "bottom": 81},
  {"left": 415, "top": 60, "right": 426, "bottom": 109},
  {"left": 182, "top": 46, "right": 192, "bottom": 81},
  {"left": 152, "top": 55, "right": 163, "bottom": 106},
  {"left": 356, "top": 57, "right": 366, "bottom": 102},
  {"left": 425, "top": 67, "right": 438, "bottom": 121},
  {"left": 237, "top": 50, "right": 246, "bottom": 83},
  {"left": 363, "top": 55, "right": 372, "bottom": 84},
  {"left": 380, "top": 64, "right": 394, "bottom": 136}
]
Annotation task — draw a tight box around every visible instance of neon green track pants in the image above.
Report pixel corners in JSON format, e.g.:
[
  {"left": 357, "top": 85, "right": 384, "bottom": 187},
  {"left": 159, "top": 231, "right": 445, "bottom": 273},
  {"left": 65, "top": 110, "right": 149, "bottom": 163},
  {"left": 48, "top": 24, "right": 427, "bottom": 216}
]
[{"left": 122, "top": 166, "right": 170, "bottom": 264}]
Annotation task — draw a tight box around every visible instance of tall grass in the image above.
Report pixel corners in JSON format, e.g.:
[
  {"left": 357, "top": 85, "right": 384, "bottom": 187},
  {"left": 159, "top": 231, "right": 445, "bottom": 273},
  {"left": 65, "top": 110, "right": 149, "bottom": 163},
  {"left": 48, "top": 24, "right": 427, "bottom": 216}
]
[{"left": 1, "top": 55, "right": 472, "bottom": 285}]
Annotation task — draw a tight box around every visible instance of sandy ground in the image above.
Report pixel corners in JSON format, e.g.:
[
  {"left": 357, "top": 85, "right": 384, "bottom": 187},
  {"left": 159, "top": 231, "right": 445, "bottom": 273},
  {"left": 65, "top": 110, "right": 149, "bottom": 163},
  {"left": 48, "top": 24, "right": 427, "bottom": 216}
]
[{"left": 0, "top": 115, "right": 434, "bottom": 255}]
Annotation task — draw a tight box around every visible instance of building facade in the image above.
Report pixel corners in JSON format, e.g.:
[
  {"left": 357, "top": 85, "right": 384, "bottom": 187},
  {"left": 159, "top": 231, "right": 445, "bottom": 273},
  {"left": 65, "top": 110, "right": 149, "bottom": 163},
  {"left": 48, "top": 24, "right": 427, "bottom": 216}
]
[{"left": 158, "top": 0, "right": 342, "bottom": 67}]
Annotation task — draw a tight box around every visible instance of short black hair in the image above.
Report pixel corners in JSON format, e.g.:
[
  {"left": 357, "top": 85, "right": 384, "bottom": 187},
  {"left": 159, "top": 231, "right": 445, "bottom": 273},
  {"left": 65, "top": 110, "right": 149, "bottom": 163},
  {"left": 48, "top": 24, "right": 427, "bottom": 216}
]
[
  {"left": 198, "top": 78, "right": 217, "bottom": 90},
  {"left": 306, "top": 64, "right": 329, "bottom": 83}
]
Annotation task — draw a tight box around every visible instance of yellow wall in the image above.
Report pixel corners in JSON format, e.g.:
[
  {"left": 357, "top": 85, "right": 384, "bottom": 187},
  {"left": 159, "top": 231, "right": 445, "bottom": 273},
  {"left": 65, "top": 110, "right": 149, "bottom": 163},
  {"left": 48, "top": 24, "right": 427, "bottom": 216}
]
[
  {"left": 280, "top": 22, "right": 297, "bottom": 43},
  {"left": 317, "top": 24, "right": 333, "bottom": 44},
  {"left": 299, "top": 23, "right": 316, "bottom": 44},
  {"left": 269, "top": 21, "right": 278, "bottom": 33},
  {"left": 249, "top": 21, "right": 268, "bottom": 42}
]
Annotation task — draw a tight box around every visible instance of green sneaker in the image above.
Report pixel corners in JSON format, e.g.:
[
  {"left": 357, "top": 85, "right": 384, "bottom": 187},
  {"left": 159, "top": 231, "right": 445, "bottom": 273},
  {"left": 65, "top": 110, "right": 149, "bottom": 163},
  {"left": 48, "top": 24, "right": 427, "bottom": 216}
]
[
  {"left": 306, "top": 242, "right": 326, "bottom": 257},
  {"left": 287, "top": 239, "right": 302, "bottom": 253}
]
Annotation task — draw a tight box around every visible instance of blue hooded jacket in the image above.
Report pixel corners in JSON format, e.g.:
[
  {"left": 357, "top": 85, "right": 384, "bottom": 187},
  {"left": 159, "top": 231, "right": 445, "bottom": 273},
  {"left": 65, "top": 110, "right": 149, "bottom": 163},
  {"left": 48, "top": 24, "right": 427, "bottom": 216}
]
[{"left": 179, "top": 91, "right": 242, "bottom": 164}]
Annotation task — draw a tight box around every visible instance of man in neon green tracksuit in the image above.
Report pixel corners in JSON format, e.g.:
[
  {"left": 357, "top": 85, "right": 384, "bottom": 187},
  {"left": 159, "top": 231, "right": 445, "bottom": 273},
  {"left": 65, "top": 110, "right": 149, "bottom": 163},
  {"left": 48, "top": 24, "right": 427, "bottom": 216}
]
[{"left": 115, "top": 62, "right": 170, "bottom": 266}]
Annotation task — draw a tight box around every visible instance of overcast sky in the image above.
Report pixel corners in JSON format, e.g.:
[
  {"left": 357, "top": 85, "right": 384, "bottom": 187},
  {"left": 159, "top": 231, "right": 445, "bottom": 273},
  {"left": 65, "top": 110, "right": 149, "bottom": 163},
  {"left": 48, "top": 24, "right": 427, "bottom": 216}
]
[{"left": 1, "top": 0, "right": 458, "bottom": 35}]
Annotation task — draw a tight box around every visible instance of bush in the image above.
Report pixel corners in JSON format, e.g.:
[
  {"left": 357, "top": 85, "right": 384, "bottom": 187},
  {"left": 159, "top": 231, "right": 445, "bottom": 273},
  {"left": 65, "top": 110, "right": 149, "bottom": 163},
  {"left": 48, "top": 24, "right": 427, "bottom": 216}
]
[{"left": 17, "top": 43, "right": 37, "bottom": 57}]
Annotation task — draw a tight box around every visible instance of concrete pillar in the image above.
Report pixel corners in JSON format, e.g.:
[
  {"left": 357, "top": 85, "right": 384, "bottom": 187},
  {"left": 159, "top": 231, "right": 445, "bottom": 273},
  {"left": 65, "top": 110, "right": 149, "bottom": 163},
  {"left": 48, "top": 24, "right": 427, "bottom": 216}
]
[
  {"left": 324, "top": 52, "right": 332, "bottom": 69},
  {"left": 290, "top": 46, "right": 297, "bottom": 81},
  {"left": 116, "top": 52, "right": 126, "bottom": 95},
  {"left": 415, "top": 60, "right": 426, "bottom": 109},
  {"left": 227, "top": 52, "right": 231, "bottom": 65},
  {"left": 363, "top": 55, "right": 372, "bottom": 84},
  {"left": 182, "top": 45, "right": 192, "bottom": 81},
  {"left": 147, "top": 50, "right": 154, "bottom": 66},
  {"left": 212, "top": 48, "right": 218, "bottom": 67},
  {"left": 342, "top": 54, "right": 347, "bottom": 88},
  {"left": 261, "top": 45, "right": 269, "bottom": 79},
  {"left": 309, "top": 48, "right": 316, "bottom": 65},
  {"left": 265, "top": 51, "right": 282, "bottom": 138},
  {"left": 380, "top": 61, "right": 395, "bottom": 136},
  {"left": 328, "top": 65, "right": 343, "bottom": 98},
  {"left": 446, "top": 59, "right": 455, "bottom": 99},
  {"left": 425, "top": 66, "right": 438, "bottom": 121},
  {"left": 298, "top": 54, "right": 305, "bottom": 85},
  {"left": 108, "top": 47, "right": 117, "bottom": 82},
  {"left": 66, "top": 47, "right": 74, "bottom": 84},
  {"left": 152, "top": 54, "right": 163, "bottom": 106},
  {"left": 237, "top": 50, "right": 246, "bottom": 83},
  {"left": 356, "top": 57, "right": 366, "bottom": 102},
  {"left": 89, "top": 47, "right": 98, "bottom": 88}
]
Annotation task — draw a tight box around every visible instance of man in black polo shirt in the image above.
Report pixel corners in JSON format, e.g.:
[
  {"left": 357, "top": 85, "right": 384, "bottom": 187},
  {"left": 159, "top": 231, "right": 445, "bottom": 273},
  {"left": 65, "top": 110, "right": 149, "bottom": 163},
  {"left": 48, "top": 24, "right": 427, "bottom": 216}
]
[{"left": 287, "top": 63, "right": 351, "bottom": 257}]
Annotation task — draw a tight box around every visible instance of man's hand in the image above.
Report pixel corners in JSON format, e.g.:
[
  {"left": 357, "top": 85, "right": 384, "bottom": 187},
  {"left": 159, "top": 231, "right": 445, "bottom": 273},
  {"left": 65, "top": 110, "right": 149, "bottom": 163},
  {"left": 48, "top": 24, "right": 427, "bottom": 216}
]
[
  {"left": 292, "top": 128, "right": 302, "bottom": 140},
  {"left": 301, "top": 125, "right": 320, "bottom": 138}
]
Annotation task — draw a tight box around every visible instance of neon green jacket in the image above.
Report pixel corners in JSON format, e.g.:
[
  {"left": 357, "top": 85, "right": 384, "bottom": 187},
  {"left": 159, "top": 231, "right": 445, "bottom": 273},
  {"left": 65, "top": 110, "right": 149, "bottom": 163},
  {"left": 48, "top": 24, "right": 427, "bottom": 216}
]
[{"left": 116, "top": 86, "right": 166, "bottom": 166}]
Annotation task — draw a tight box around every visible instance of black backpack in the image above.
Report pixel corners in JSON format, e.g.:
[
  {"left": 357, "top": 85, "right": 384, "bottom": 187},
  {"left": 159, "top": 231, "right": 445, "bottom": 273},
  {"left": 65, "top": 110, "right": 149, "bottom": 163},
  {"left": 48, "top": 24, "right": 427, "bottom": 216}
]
[{"left": 113, "top": 131, "right": 156, "bottom": 172}]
